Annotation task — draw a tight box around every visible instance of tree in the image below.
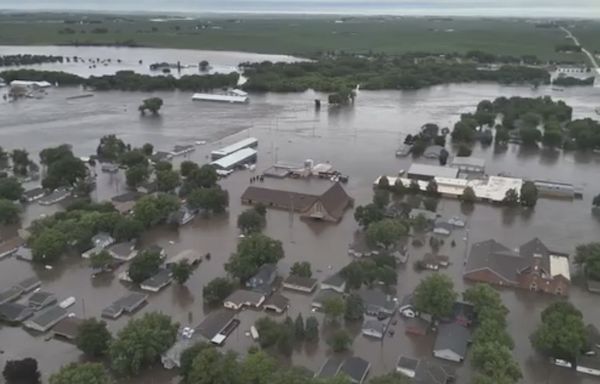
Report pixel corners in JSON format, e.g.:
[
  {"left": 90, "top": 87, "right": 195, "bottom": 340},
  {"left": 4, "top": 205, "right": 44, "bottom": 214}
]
[
  {"left": 471, "top": 342, "right": 522, "bottom": 383},
  {"left": 411, "top": 213, "right": 429, "bottom": 232},
  {"left": 128, "top": 250, "right": 162, "bottom": 284},
  {"left": 593, "top": 194, "right": 600, "bottom": 208},
  {"left": 240, "top": 349, "right": 278, "bottom": 384},
  {"left": 294, "top": 314, "right": 305, "bottom": 341},
  {"left": 463, "top": 284, "right": 506, "bottom": 317},
  {"left": 90, "top": 250, "right": 113, "bottom": 270},
  {"left": 327, "top": 329, "right": 352, "bottom": 352},
  {"left": 426, "top": 180, "right": 438, "bottom": 196},
  {"left": 119, "top": 149, "right": 148, "bottom": 169},
  {"left": 180, "top": 160, "right": 199, "bottom": 178},
  {"left": 11, "top": 149, "right": 30, "bottom": 176},
  {"left": 460, "top": 186, "right": 476, "bottom": 204},
  {"left": 322, "top": 296, "right": 345, "bottom": 324},
  {"left": 186, "top": 348, "right": 241, "bottom": 384},
  {"left": 290, "top": 261, "right": 312, "bottom": 278},
  {"left": 156, "top": 169, "right": 180, "bottom": 192},
  {"left": 172, "top": 260, "right": 193, "bottom": 284},
  {"left": 366, "top": 218, "right": 407, "bottom": 248},
  {"left": 413, "top": 274, "right": 457, "bottom": 319},
  {"left": 277, "top": 317, "right": 295, "bottom": 356},
  {"left": 112, "top": 217, "right": 143, "bottom": 242},
  {"left": 139, "top": 97, "right": 163, "bottom": 115},
  {"left": 457, "top": 143, "right": 472, "bottom": 157},
  {"left": 423, "top": 197, "right": 438, "bottom": 212},
  {"left": 377, "top": 176, "right": 390, "bottom": 189},
  {"left": 142, "top": 143, "right": 154, "bottom": 156},
  {"left": 237, "top": 208, "right": 266, "bottom": 234},
  {"left": 0, "top": 199, "right": 20, "bottom": 224},
  {"left": 49, "top": 363, "right": 110, "bottom": 384},
  {"left": 392, "top": 178, "right": 406, "bottom": 195},
  {"left": 575, "top": 243, "right": 600, "bottom": 280},
  {"left": 305, "top": 316, "right": 319, "bottom": 342},
  {"left": 531, "top": 302, "right": 586, "bottom": 364},
  {"left": 344, "top": 293, "right": 364, "bottom": 321},
  {"left": 187, "top": 186, "right": 229, "bottom": 214},
  {"left": 199, "top": 60, "right": 210, "bottom": 71},
  {"left": 97, "top": 135, "right": 127, "bottom": 161},
  {"left": 134, "top": 194, "right": 180, "bottom": 228},
  {"left": 110, "top": 312, "right": 178, "bottom": 376},
  {"left": 520, "top": 181, "right": 538, "bottom": 207},
  {"left": 3, "top": 358, "right": 41, "bottom": 384},
  {"left": 495, "top": 126, "right": 510, "bottom": 145},
  {"left": 187, "top": 164, "right": 218, "bottom": 189},
  {"left": 502, "top": 188, "right": 519, "bottom": 207},
  {"left": 408, "top": 179, "right": 420, "bottom": 193},
  {"left": 368, "top": 373, "right": 411, "bottom": 384},
  {"left": 203, "top": 277, "right": 236, "bottom": 306},
  {"left": 75, "top": 318, "right": 112, "bottom": 358},
  {"left": 154, "top": 160, "right": 172, "bottom": 172},
  {"left": 225, "top": 234, "right": 284, "bottom": 282},
  {"left": 43, "top": 155, "right": 87, "bottom": 190},
  {"left": 373, "top": 189, "right": 390, "bottom": 208},
  {"left": 126, "top": 164, "right": 149, "bottom": 189},
  {"left": 31, "top": 228, "right": 67, "bottom": 264},
  {"left": 354, "top": 203, "right": 384, "bottom": 228},
  {"left": 542, "top": 128, "right": 563, "bottom": 148},
  {"left": 519, "top": 126, "right": 541, "bottom": 146},
  {"left": 180, "top": 342, "right": 212, "bottom": 383},
  {"left": 255, "top": 317, "right": 283, "bottom": 349},
  {"left": 438, "top": 148, "right": 449, "bottom": 165},
  {"left": 0, "top": 177, "right": 24, "bottom": 201}
]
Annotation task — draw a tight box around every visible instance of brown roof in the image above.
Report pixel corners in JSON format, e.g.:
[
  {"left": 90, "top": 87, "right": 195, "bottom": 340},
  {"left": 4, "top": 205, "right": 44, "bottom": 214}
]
[
  {"left": 0, "top": 237, "right": 24, "bottom": 255},
  {"left": 53, "top": 317, "right": 84, "bottom": 340},
  {"left": 240, "top": 183, "right": 352, "bottom": 221}
]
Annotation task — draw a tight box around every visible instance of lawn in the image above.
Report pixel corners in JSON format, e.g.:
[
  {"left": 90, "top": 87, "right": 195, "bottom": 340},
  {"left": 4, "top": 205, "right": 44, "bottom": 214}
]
[{"left": 0, "top": 13, "right": 593, "bottom": 62}]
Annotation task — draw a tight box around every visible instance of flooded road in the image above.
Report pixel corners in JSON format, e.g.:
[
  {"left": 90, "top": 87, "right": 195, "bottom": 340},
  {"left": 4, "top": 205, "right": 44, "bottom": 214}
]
[{"left": 1, "top": 74, "right": 600, "bottom": 383}]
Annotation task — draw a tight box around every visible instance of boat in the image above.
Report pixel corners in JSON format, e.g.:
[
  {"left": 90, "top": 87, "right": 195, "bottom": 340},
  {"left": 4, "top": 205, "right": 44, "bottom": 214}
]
[{"left": 192, "top": 89, "right": 249, "bottom": 104}]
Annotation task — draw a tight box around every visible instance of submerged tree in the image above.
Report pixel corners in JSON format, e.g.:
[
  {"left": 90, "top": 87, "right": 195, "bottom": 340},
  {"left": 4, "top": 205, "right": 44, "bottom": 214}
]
[{"left": 139, "top": 97, "right": 164, "bottom": 115}]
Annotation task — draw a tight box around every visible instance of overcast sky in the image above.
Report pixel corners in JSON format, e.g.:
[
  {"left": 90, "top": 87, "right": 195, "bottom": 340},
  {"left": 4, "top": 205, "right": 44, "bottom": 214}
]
[{"left": 1, "top": 0, "right": 599, "bottom": 18}]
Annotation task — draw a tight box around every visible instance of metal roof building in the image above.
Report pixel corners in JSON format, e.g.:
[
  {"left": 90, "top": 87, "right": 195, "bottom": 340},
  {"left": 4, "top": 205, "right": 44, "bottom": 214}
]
[
  {"left": 211, "top": 137, "right": 258, "bottom": 160},
  {"left": 450, "top": 156, "right": 486, "bottom": 173},
  {"left": 210, "top": 147, "right": 257, "bottom": 170},
  {"left": 24, "top": 305, "right": 68, "bottom": 332},
  {"left": 407, "top": 163, "right": 459, "bottom": 180}
]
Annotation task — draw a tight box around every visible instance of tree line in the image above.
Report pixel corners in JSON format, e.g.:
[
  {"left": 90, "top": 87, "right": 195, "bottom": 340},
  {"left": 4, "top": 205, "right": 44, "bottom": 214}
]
[{"left": 0, "top": 54, "right": 64, "bottom": 67}]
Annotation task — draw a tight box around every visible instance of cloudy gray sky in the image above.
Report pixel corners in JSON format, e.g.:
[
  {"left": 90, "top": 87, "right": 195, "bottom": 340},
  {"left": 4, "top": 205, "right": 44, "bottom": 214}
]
[{"left": 1, "top": 0, "right": 599, "bottom": 18}]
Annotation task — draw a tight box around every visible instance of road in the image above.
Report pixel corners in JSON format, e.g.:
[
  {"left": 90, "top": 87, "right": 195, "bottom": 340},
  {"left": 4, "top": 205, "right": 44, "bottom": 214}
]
[{"left": 560, "top": 26, "right": 600, "bottom": 73}]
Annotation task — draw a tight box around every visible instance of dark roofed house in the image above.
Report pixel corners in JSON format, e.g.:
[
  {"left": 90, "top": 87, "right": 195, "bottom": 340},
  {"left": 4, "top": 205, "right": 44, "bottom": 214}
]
[
  {"left": 396, "top": 356, "right": 420, "bottom": 378},
  {"left": 356, "top": 287, "right": 397, "bottom": 318},
  {"left": 15, "top": 277, "right": 41, "bottom": 293},
  {"left": 24, "top": 305, "right": 68, "bottom": 332},
  {"left": 0, "top": 303, "right": 34, "bottom": 323},
  {"left": 339, "top": 357, "right": 371, "bottom": 384},
  {"left": 22, "top": 187, "right": 46, "bottom": 203},
  {"left": 241, "top": 182, "right": 353, "bottom": 223},
  {"left": 39, "top": 188, "right": 70, "bottom": 206},
  {"left": 361, "top": 318, "right": 387, "bottom": 339},
  {"left": 321, "top": 272, "right": 346, "bottom": 293},
  {"left": 283, "top": 275, "right": 318, "bottom": 293},
  {"left": 316, "top": 357, "right": 344, "bottom": 379},
  {"left": 223, "top": 289, "right": 265, "bottom": 310},
  {"left": 264, "top": 293, "right": 289, "bottom": 314},
  {"left": 140, "top": 269, "right": 173, "bottom": 293},
  {"left": 196, "top": 309, "right": 237, "bottom": 342},
  {"left": 433, "top": 323, "right": 470, "bottom": 363},
  {"left": 0, "top": 237, "right": 24, "bottom": 259},
  {"left": 102, "top": 292, "right": 148, "bottom": 319},
  {"left": 0, "top": 286, "right": 24, "bottom": 305},
  {"left": 111, "top": 191, "right": 145, "bottom": 214},
  {"left": 28, "top": 291, "right": 57, "bottom": 310},
  {"left": 464, "top": 238, "right": 570, "bottom": 296},
  {"left": 53, "top": 317, "right": 84, "bottom": 340},
  {"left": 246, "top": 263, "right": 277, "bottom": 294},
  {"left": 108, "top": 240, "right": 138, "bottom": 261}
]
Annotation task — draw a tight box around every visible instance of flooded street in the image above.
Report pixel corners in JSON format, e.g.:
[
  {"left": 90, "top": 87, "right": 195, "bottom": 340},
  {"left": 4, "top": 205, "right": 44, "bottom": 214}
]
[{"left": 1, "top": 52, "right": 600, "bottom": 383}]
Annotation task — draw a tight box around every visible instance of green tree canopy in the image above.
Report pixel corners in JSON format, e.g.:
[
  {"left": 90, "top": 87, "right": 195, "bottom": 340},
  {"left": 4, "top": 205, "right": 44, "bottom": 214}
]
[
  {"left": 460, "top": 186, "right": 476, "bottom": 204},
  {"left": 327, "top": 329, "right": 352, "bottom": 352},
  {"left": 354, "top": 203, "right": 385, "bottom": 228},
  {"left": 75, "top": 318, "right": 112, "bottom": 358},
  {"left": 322, "top": 296, "right": 345, "bottom": 324},
  {"left": 128, "top": 249, "right": 162, "bottom": 284},
  {"left": 344, "top": 293, "right": 364, "bottom": 321},
  {"left": 3, "top": 358, "right": 41, "bottom": 384},
  {"left": 125, "top": 164, "right": 150, "bottom": 189},
  {"left": 575, "top": 242, "right": 600, "bottom": 281},
  {"left": 156, "top": 169, "right": 181, "bottom": 192},
  {"left": 237, "top": 208, "right": 266, "bottom": 234},
  {"left": 225, "top": 234, "right": 284, "bottom": 282},
  {"left": 520, "top": 181, "right": 538, "bottom": 207},
  {"left": 305, "top": 316, "right": 319, "bottom": 342},
  {"left": 290, "top": 261, "right": 312, "bottom": 278},
  {"left": 31, "top": 227, "right": 67, "bottom": 264},
  {"left": 0, "top": 199, "right": 20, "bottom": 224},
  {"left": 133, "top": 193, "right": 180, "bottom": 228},
  {"left": 0, "top": 177, "right": 24, "bottom": 201},
  {"left": 172, "top": 260, "right": 193, "bottom": 284},
  {"left": 366, "top": 218, "right": 407, "bottom": 248},
  {"left": 139, "top": 97, "right": 164, "bottom": 115},
  {"left": 187, "top": 186, "right": 229, "bottom": 214},
  {"left": 97, "top": 135, "right": 127, "bottom": 161},
  {"left": 110, "top": 312, "right": 178, "bottom": 376},
  {"left": 413, "top": 274, "right": 457, "bottom": 319},
  {"left": 471, "top": 342, "right": 522, "bottom": 383},
  {"left": 203, "top": 277, "right": 236, "bottom": 306},
  {"left": 502, "top": 188, "right": 519, "bottom": 207}
]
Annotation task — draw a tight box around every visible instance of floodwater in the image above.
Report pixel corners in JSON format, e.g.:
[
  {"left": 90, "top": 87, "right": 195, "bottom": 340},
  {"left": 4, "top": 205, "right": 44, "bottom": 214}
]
[
  {"left": 1, "top": 48, "right": 600, "bottom": 383},
  {"left": 0, "top": 45, "right": 304, "bottom": 78}
]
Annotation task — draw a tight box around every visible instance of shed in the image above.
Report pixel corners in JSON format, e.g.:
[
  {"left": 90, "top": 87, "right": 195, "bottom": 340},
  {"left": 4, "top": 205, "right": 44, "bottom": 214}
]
[
  {"left": 433, "top": 323, "right": 470, "bottom": 362},
  {"left": 396, "top": 356, "right": 419, "bottom": 378},
  {"left": 53, "top": 317, "right": 84, "bottom": 340},
  {"left": 283, "top": 275, "right": 318, "bottom": 293},
  {"left": 24, "top": 305, "right": 68, "bottom": 332}
]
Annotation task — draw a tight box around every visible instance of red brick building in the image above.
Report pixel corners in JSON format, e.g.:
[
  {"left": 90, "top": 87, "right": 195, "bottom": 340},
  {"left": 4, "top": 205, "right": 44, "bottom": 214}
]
[{"left": 463, "top": 238, "right": 570, "bottom": 296}]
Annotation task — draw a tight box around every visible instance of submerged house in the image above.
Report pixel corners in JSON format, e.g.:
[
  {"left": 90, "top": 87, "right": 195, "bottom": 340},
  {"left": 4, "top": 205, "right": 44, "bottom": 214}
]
[
  {"left": 241, "top": 182, "right": 353, "bottom": 223},
  {"left": 223, "top": 289, "right": 265, "bottom": 310},
  {"left": 464, "top": 238, "right": 571, "bottom": 296},
  {"left": 433, "top": 323, "right": 470, "bottom": 363},
  {"left": 283, "top": 275, "right": 318, "bottom": 293},
  {"left": 316, "top": 357, "right": 371, "bottom": 384},
  {"left": 107, "top": 240, "right": 138, "bottom": 261},
  {"left": 245, "top": 263, "right": 277, "bottom": 294}
]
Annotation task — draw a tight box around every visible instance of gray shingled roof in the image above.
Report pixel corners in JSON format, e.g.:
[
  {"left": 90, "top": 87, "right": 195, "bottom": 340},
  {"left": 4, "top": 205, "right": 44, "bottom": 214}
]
[
  {"left": 414, "top": 360, "right": 454, "bottom": 384},
  {"left": 264, "top": 293, "right": 289, "bottom": 311},
  {"left": 519, "top": 238, "right": 552, "bottom": 274},
  {"left": 339, "top": 357, "right": 370, "bottom": 384},
  {"left": 283, "top": 275, "right": 318, "bottom": 290},
  {"left": 322, "top": 272, "right": 345, "bottom": 288},
  {"left": 434, "top": 323, "right": 470, "bottom": 358},
  {"left": 316, "top": 357, "right": 343, "bottom": 379},
  {"left": 356, "top": 287, "right": 397, "bottom": 314},
  {"left": 196, "top": 309, "right": 236, "bottom": 340},
  {"left": 0, "top": 302, "right": 34, "bottom": 322}
]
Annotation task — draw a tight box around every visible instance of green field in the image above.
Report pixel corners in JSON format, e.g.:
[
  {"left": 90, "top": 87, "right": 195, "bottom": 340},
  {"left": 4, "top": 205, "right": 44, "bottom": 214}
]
[{"left": 0, "top": 13, "right": 594, "bottom": 61}]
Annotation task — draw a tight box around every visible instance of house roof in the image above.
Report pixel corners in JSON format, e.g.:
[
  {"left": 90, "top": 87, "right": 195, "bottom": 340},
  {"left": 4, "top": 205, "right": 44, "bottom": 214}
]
[
  {"left": 26, "top": 305, "right": 67, "bottom": 328},
  {"left": 0, "top": 286, "right": 24, "bottom": 305},
  {"left": 434, "top": 323, "right": 470, "bottom": 358},
  {"left": 578, "top": 355, "right": 600, "bottom": 370},
  {"left": 518, "top": 238, "right": 552, "bottom": 275},
  {"left": 117, "top": 292, "right": 148, "bottom": 310},
  {"left": 251, "top": 263, "right": 277, "bottom": 283},
  {"left": 450, "top": 156, "right": 485, "bottom": 169},
  {"left": 23, "top": 187, "right": 45, "bottom": 199},
  {"left": 28, "top": 291, "right": 55, "bottom": 306},
  {"left": 283, "top": 275, "right": 318, "bottom": 290},
  {"left": 356, "top": 287, "right": 397, "bottom": 313},
  {"left": 424, "top": 145, "right": 445, "bottom": 158},
  {"left": 225, "top": 289, "right": 264, "bottom": 306},
  {"left": 414, "top": 360, "right": 454, "bottom": 384},
  {"left": 322, "top": 272, "right": 345, "bottom": 288},
  {"left": 15, "top": 276, "right": 41, "bottom": 292},
  {"left": 92, "top": 232, "right": 114, "bottom": 245},
  {"left": 0, "top": 302, "right": 34, "bottom": 322},
  {"left": 107, "top": 241, "right": 136, "bottom": 258},
  {"left": 397, "top": 356, "right": 419, "bottom": 372},
  {"left": 141, "top": 269, "right": 172, "bottom": 289},
  {"left": 316, "top": 357, "right": 344, "bottom": 379},
  {"left": 408, "top": 163, "right": 458, "bottom": 179},
  {"left": 264, "top": 293, "right": 289, "bottom": 311},
  {"left": 240, "top": 182, "right": 352, "bottom": 222},
  {"left": 464, "top": 239, "right": 522, "bottom": 283},
  {"left": 166, "top": 249, "right": 203, "bottom": 266},
  {"left": 363, "top": 318, "right": 386, "bottom": 334},
  {"left": 196, "top": 309, "right": 236, "bottom": 340},
  {"left": 111, "top": 191, "right": 145, "bottom": 203},
  {"left": 339, "top": 357, "right": 370, "bottom": 384}
]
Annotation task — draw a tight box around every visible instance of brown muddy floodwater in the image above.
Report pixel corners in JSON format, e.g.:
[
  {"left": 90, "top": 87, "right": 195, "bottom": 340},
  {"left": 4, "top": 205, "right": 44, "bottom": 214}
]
[{"left": 1, "top": 74, "right": 600, "bottom": 384}]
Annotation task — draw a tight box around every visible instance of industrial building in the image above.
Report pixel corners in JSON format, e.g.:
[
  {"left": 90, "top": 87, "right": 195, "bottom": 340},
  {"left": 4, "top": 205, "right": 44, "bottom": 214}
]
[
  {"left": 406, "top": 163, "right": 459, "bottom": 180},
  {"left": 210, "top": 147, "right": 257, "bottom": 171},
  {"left": 211, "top": 137, "right": 258, "bottom": 160}
]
